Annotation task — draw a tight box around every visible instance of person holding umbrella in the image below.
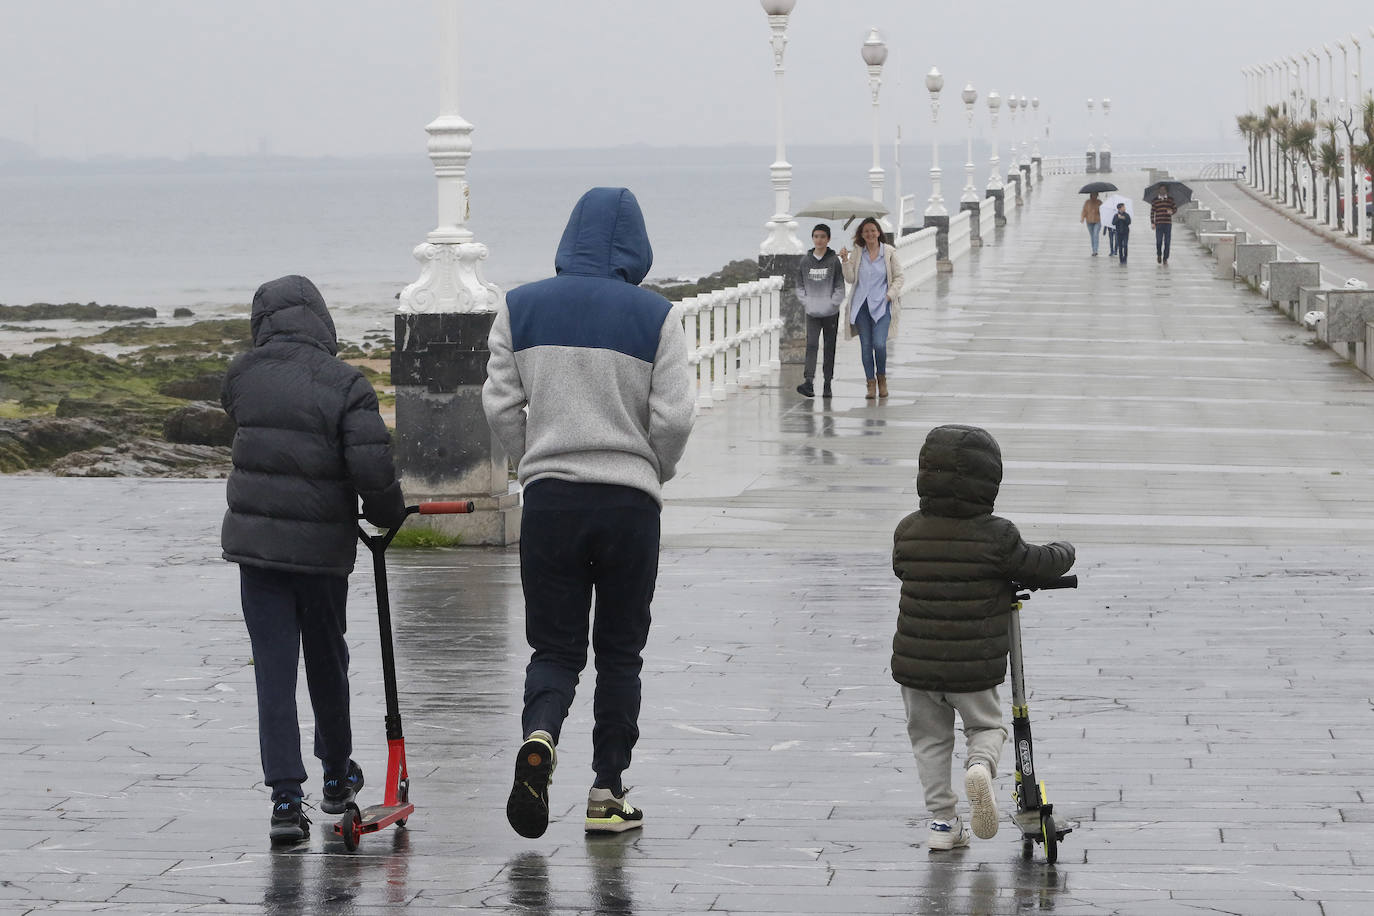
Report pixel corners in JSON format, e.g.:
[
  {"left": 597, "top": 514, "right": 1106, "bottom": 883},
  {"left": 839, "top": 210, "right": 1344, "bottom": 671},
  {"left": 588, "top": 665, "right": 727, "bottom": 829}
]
[
  {"left": 1080, "top": 192, "right": 1104, "bottom": 256},
  {"left": 1150, "top": 186, "right": 1178, "bottom": 265},
  {"left": 1110, "top": 202, "right": 1131, "bottom": 265}
]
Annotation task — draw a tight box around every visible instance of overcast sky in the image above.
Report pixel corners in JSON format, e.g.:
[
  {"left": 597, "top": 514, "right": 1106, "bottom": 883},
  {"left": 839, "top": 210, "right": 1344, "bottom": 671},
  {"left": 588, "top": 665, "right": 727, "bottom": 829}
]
[{"left": 4, "top": 1, "right": 1373, "bottom": 160}]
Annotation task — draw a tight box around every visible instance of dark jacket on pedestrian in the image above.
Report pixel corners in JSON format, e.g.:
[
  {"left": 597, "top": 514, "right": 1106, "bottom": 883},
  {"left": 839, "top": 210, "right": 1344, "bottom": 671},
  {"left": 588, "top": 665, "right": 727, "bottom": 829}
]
[
  {"left": 221, "top": 275, "right": 405, "bottom": 577},
  {"left": 1111, "top": 211, "right": 1131, "bottom": 237},
  {"left": 891, "top": 425, "right": 1075, "bottom": 693},
  {"left": 482, "top": 187, "right": 695, "bottom": 505},
  {"left": 795, "top": 248, "right": 846, "bottom": 318}
]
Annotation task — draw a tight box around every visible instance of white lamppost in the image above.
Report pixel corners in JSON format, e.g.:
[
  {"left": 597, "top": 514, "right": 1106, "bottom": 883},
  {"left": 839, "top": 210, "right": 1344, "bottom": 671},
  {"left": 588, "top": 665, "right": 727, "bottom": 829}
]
[
  {"left": 1356, "top": 32, "right": 1370, "bottom": 241},
  {"left": 758, "top": 0, "right": 803, "bottom": 255},
  {"left": 1031, "top": 96, "right": 1041, "bottom": 160},
  {"left": 1004, "top": 94, "right": 1018, "bottom": 177},
  {"left": 1100, "top": 97, "right": 1111, "bottom": 172},
  {"left": 1086, "top": 97, "right": 1096, "bottom": 172},
  {"left": 399, "top": 0, "right": 499, "bottom": 314},
  {"left": 1018, "top": 94, "right": 1030, "bottom": 168},
  {"left": 862, "top": 28, "right": 888, "bottom": 205},
  {"left": 960, "top": 83, "right": 979, "bottom": 203},
  {"left": 986, "top": 90, "right": 1003, "bottom": 192},
  {"left": 1338, "top": 40, "right": 1352, "bottom": 232},
  {"left": 924, "top": 67, "right": 947, "bottom": 217}
]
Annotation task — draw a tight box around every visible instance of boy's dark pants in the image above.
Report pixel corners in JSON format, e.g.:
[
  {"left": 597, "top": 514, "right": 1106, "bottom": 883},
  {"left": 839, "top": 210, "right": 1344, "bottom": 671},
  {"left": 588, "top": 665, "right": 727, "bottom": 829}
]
[
  {"left": 803, "top": 313, "right": 839, "bottom": 382},
  {"left": 1118, "top": 230, "right": 1129, "bottom": 264},
  {"left": 518, "top": 479, "right": 659, "bottom": 788},
  {"left": 1155, "top": 223, "right": 1172, "bottom": 261},
  {"left": 240, "top": 565, "right": 352, "bottom": 800}
]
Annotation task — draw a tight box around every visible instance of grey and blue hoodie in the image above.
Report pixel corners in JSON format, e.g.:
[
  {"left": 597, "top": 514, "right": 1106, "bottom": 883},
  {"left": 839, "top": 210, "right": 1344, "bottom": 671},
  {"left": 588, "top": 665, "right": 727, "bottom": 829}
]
[
  {"left": 482, "top": 188, "right": 695, "bottom": 505},
  {"left": 795, "top": 248, "right": 846, "bottom": 318}
]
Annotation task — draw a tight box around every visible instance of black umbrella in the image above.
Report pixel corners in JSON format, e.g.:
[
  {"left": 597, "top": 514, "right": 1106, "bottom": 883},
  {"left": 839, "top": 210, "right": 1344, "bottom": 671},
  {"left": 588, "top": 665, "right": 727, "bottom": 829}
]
[
  {"left": 1143, "top": 180, "right": 1193, "bottom": 205},
  {"left": 1078, "top": 180, "right": 1118, "bottom": 194}
]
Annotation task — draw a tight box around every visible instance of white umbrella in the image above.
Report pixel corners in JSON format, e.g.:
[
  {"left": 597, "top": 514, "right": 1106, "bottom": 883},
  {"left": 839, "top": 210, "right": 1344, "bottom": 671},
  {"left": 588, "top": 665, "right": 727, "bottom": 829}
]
[{"left": 1101, "top": 194, "right": 1134, "bottom": 223}]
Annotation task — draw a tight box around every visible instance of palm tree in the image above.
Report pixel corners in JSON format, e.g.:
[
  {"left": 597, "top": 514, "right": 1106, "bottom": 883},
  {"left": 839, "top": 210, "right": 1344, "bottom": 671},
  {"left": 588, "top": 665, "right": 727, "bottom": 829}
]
[
  {"left": 1236, "top": 113, "right": 1261, "bottom": 186},
  {"left": 1262, "top": 105, "right": 1282, "bottom": 199},
  {"left": 1286, "top": 119, "right": 1317, "bottom": 217},
  {"left": 1318, "top": 131, "right": 1342, "bottom": 224}
]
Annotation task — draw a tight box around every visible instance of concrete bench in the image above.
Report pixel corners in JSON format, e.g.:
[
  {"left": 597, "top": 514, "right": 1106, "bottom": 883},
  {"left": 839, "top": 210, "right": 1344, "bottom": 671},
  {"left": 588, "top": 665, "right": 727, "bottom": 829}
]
[
  {"left": 1233, "top": 242, "right": 1277, "bottom": 285},
  {"left": 1212, "top": 235, "right": 1238, "bottom": 279},
  {"left": 1198, "top": 218, "right": 1229, "bottom": 234},
  {"left": 1317, "top": 290, "right": 1374, "bottom": 367},
  {"left": 1266, "top": 261, "right": 1321, "bottom": 313},
  {"left": 1182, "top": 208, "right": 1212, "bottom": 231}
]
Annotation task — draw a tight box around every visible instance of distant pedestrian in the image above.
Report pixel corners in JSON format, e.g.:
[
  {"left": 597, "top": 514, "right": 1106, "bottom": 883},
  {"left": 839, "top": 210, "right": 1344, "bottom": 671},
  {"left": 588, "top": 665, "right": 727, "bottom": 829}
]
[
  {"left": 892, "top": 424, "right": 1076, "bottom": 851},
  {"left": 221, "top": 274, "right": 407, "bottom": 845},
  {"left": 1080, "top": 192, "right": 1103, "bottom": 256},
  {"left": 795, "top": 223, "right": 846, "bottom": 399},
  {"left": 839, "top": 217, "right": 905, "bottom": 400},
  {"left": 1111, "top": 203, "right": 1131, "bottom": 265},
  {"left": 1151, "top": 187, "right": 1177, "bottom": 265},
  {"left": 483, "top": 187, "right": 695, "bottom": 839}
]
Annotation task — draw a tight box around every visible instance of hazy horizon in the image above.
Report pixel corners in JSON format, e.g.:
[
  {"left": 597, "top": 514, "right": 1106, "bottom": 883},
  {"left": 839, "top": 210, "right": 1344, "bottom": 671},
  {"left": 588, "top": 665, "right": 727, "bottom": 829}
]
[{"left": 4, "top": 2, "right": 1369, "bottom": 162}]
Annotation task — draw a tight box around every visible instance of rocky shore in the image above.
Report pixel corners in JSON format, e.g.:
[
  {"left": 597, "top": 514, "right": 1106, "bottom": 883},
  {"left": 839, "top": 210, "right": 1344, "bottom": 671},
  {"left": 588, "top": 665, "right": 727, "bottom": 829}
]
[
  {"left": 0, "top": 304, "right": 390, "bottom": 477},
  {"left": 0, "top": 258, "right": 752, "bottom": 478}
]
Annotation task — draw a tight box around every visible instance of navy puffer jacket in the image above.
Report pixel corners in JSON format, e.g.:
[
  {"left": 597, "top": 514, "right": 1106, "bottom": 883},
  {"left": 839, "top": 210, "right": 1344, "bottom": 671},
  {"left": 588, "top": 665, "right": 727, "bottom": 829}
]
[
  {"left": 221, "top": 275, "right": 405, "bottom": 576},
  {"left": 891, "top": 425, "right": 1074, "bottom": 692}
]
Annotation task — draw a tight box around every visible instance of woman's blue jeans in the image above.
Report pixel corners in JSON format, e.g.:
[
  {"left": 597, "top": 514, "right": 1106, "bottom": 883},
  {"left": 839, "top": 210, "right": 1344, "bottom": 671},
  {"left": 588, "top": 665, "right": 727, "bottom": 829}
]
[
  {"left": 853, "top": 303, "right": 891, "bottom": 380},
  {"left": 1086, "top": 222, "right": 1100, "bottom": 253}
]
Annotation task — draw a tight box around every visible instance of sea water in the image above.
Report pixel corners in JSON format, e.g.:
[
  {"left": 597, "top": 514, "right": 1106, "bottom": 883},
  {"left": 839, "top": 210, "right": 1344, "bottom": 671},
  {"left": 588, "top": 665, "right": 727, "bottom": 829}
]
[{"left": 0, "top": 143, "right": 979, "bottom": 350}]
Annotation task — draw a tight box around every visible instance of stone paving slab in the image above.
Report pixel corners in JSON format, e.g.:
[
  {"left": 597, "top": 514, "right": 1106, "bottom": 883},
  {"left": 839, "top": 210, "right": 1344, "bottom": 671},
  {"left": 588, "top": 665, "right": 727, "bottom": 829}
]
[{"left": 5, "top": 177, "right": 1374, "bottom": 913}]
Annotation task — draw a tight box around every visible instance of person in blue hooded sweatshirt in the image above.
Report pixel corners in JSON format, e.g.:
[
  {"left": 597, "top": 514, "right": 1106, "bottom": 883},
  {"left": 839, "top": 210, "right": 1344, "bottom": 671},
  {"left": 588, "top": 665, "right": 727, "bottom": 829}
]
[{"left": 483, "top": 187, "right": 695, "bottom": 838}]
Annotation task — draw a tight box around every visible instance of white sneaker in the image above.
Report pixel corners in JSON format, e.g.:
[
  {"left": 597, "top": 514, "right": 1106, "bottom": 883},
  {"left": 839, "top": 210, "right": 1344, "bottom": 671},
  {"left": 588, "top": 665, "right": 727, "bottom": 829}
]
[
  {"left": 964, "top": 763, "right": 999, "bottom": 839},
  {"left": 927, "top": 816, "right": 971, "bottom": 851}
]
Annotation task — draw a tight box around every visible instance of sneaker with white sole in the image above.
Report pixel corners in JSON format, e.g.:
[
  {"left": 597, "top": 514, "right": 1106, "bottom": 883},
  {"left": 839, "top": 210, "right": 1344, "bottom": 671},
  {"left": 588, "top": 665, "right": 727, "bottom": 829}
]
[
  {"left": 964, "top": 762, "right": 999, "bottom": 839},
  {"left": 585, "top": 787, "right": 644, "bottom": 833},
  {"left": 927, "top": 816, "right": 971, "bottom": 851},
  {"left": 506, "top": 731, "right": 556, "bottom": 838}
]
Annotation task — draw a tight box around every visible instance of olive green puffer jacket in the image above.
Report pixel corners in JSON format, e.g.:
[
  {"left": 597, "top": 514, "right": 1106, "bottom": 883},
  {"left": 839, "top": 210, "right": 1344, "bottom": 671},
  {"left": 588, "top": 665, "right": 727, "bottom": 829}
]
[{"left": 891, "top": 425, "right": 1074, "bottom": 692}]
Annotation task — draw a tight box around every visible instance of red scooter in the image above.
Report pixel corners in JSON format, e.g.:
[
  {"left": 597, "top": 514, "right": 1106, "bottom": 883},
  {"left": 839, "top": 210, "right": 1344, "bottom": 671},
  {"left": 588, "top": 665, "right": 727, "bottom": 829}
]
[{"left": 334, "top": 501, "right": 473, "bottom": 851}]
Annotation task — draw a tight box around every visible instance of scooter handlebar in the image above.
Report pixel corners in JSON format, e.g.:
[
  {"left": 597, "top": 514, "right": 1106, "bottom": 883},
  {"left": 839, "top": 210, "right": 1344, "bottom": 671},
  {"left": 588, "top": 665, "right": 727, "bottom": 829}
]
[
  {"left": 1016, "top": 575, "right": 1078, "bottom": 591},
  {"left": 413, "top": 501, "right": 475, "bottom": 515}
]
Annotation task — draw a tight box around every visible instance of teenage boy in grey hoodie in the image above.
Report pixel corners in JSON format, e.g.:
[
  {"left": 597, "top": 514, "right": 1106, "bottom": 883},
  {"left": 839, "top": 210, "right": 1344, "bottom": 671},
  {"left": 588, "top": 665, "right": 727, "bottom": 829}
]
[{"left": 795, "top": 223, "right": 846, "bottom": 398}]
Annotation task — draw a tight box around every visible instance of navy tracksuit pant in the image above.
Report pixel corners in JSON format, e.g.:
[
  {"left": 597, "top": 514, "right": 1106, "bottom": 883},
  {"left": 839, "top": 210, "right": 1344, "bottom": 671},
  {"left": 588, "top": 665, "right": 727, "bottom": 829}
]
[
  {"left": 239, "top": 565, "right": 352, "bottom": 801},
  {"left": 518, "top": 479, "right": 660, "bottom": 789}
]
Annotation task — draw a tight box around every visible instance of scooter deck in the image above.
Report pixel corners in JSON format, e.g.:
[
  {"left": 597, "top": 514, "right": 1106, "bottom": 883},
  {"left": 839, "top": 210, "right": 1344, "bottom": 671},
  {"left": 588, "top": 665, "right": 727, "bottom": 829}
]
[{"left": 332, "top": 801, "right": 414, "bottom": 836}]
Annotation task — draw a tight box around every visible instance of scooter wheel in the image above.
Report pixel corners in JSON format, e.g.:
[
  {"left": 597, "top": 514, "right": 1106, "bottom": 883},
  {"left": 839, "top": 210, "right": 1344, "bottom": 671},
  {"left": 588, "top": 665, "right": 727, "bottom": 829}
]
[
  {"left": 1041, "top": 811, "right": 1058, "bottom": 865},
  {"left": 395, "top": 818, "right": 407, "bottom": 828},
  {"left": 340, "top": 807, "right": 361, "bottom": 852}
]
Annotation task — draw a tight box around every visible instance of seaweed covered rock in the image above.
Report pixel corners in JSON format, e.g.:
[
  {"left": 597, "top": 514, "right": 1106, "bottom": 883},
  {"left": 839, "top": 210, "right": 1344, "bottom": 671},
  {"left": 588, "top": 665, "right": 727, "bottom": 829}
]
[
  {"left": 0, "top": 417, "right": 118, "bottom": 472},
  {"left": 0, "top": 302, "right": 158, "bottom": 321},
  {"left": 158, "top": 372, "right": 225, "bottom": 401},
  {"left": 163, "top": 402, "right": 236, "bottom": 447}
]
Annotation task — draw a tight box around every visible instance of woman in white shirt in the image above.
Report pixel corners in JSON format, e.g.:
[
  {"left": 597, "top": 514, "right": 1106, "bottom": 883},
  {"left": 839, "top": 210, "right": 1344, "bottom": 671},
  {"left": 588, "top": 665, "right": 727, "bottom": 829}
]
[{"left": 839, "top": 217, "right": 904, "bottom": 400}]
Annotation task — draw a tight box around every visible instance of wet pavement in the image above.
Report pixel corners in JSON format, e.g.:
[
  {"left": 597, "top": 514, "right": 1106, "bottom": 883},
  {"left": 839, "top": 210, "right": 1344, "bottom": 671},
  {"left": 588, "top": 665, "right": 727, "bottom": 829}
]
[{"left": 6, "top": 176, "right": 1374, "bottom": 913}]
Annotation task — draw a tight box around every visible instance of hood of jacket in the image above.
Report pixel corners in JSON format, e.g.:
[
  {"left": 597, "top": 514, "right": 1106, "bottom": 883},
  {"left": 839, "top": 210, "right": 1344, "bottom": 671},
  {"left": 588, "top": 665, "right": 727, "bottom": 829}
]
[
  {"left": 554, "top": 187, "right": 653, "bottom": 285},
  {"left": 916, "top": 424, "right": 1002, "bottom": 518},
  {"left": 249, "top": 274, "right": 338, "bottom": 354}
]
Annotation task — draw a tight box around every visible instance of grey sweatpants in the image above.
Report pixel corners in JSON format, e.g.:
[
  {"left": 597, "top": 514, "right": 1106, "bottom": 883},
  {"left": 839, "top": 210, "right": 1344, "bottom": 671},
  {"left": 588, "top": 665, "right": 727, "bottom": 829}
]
[{"left": 901, "top": 685, "right": 1008, "bottom": 821}]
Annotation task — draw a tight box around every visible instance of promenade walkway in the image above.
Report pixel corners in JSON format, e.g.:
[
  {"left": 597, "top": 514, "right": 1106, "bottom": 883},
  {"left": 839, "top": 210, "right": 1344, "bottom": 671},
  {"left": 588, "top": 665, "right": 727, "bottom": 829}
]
[{"left": 6, "top": 174, "right": 1374, "bottom": 914}]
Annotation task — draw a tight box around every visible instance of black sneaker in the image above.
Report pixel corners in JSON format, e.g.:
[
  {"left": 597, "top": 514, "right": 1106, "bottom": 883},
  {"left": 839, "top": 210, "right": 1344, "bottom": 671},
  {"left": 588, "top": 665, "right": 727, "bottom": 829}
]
[
  {"left": 507, "top": 732, "right": 556, "bottom": 838},
  {"left": 585, "top": 787, "right": 645, "bottom": 833},
  {"left": 796, "top": 380, "right": 815, "bottom": 398},
  {"left": 822, "top": 381, "right": 833, "bottom": 398},
  {"left": 321, "top": 760, "right": 364, "bottom": 815},
  {"left": 269, "top": 797, "right": 311, "bottom": 845}
]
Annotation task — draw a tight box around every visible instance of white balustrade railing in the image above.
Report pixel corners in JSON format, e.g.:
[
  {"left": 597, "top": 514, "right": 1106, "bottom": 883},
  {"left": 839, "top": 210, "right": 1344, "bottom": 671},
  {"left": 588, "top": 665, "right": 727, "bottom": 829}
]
[
  {"left": 894, "top": 225, "right": 939, "bottom": 294},
  {"left": 947, "top": 209, "right": 972, "bottom": 261},
  {"left": 1041, "top": 153, "right": 1245, "bottom": 180},
  {"left": 676, "top": 276, "right": 783, "bottom": 412},
  {"left": 978, "top": 197, "right": 996, "bottom": 241}
]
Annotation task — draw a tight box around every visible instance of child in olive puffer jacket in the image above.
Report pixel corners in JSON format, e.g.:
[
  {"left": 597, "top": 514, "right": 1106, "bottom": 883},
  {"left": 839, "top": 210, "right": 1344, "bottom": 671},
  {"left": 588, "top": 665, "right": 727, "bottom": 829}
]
[{"left": 891, "top": 424, "right": 1074, "bottom": 851}]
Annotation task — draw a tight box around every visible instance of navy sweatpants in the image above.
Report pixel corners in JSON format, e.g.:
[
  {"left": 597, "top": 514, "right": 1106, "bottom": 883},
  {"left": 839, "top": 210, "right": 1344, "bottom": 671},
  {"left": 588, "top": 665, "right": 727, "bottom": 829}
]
[
  {"left": 518, "top": 479, "right": 660, "bottom": 788},
  {"left": 239, "top": 565, "right": 352, "bottom": 801}
]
